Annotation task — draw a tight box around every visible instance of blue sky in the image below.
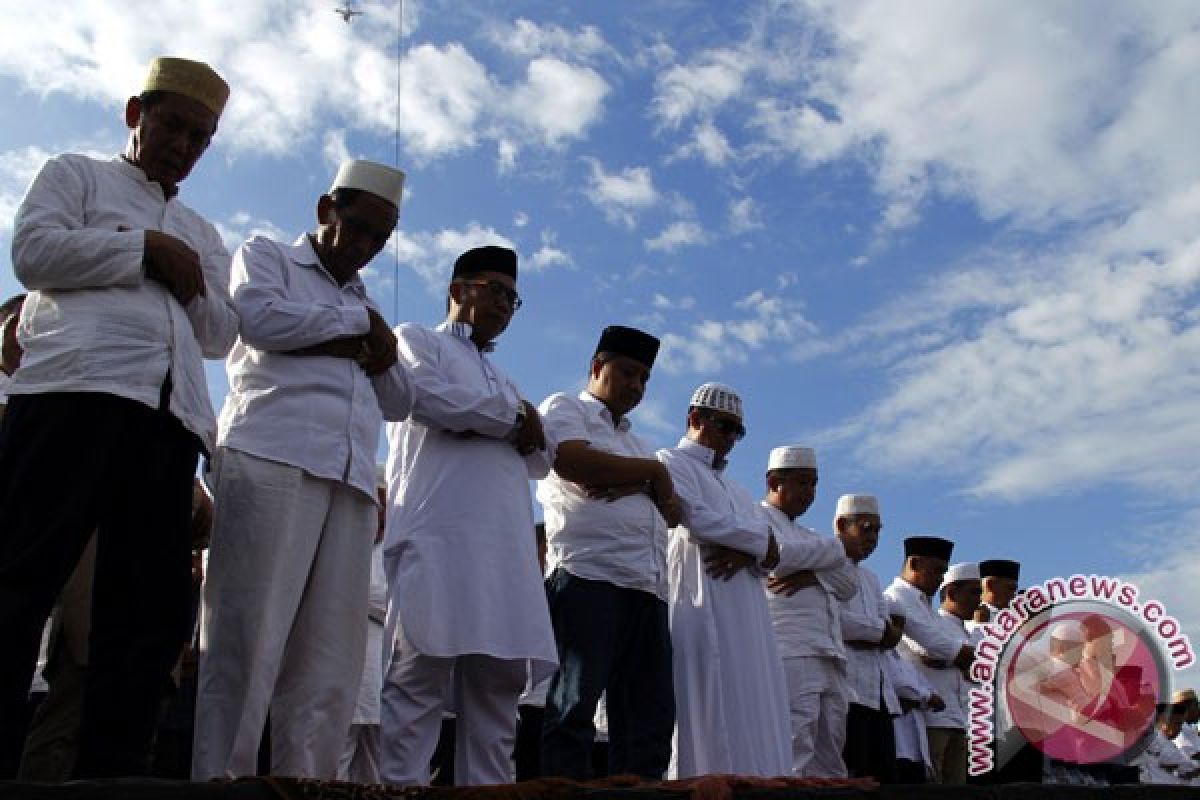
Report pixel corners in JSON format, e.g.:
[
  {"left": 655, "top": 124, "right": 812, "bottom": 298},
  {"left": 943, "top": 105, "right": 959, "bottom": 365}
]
[{"left": 3, "top": 2, "right": 1199, "bottom": 683}]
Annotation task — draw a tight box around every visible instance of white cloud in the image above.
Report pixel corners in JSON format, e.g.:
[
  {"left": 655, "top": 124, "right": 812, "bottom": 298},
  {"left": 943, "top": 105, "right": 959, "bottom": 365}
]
[
  {"left": 652, "top": 48, "right": 751, "bottom": 128},
  {"left": 645, "top": 221, "right": 707, "bottom": 253},
  {"left": 671, "top": 119, "right": 734, "bottom": 166},
  {"left": 529, "top": 230, "right": 573, "bottom": 272},
  {"left": 0, "top": 2, "right": 608, "bottom": 165},
  {"left": 0, "top": 146, "right": 53, "bottom": 239},
  {"left": 584, "top": 158, "right": 659, "bottom": 228},
  {"left": 507, "top": 57, "right": 609, "bottom": 146},
  {"left": 322, "top": 129, "right": 351, "bottom": 172},
  {"left": 729, "top": 197, "right": 763, "bottom": 234},
  {"left": 489, "top": 18, "right": 613, "bottom": 63},
  {"left": 658, "top": 289, "right": 817, "bottom": 374},
  {"left": 213, "top": 211, "right": 288, "bottom": 255},
  {"left": 513, "top": 211, "right": 529, "bottom": 228},
  {"left": 395, "top": 222, "right": 516, "bottom": 290},
  {"left": 496, "top": 139, "right": 518, "bottom": 173}
]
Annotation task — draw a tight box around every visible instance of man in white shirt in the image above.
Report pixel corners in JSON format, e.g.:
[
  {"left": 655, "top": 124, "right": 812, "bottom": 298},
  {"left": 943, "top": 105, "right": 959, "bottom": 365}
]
[
  {"left": 658, "top": 383, "right": 801, "bottom": 778},
  {"left": 537, "top": 325, "right": 681, "bottom": 780},
  {"left": 923, "top": 562, "right": 982, "bottom": 784},
  {"left": 970, "top": 559, "right": 1020, "bottom": 626},
  {"left": 760, "top": 446, "right": 857, "bottom": 778},
  {"left": 835, "top": 494, "right": 903, "bottom": 784},
  {"left": 0, "top": 56, "right": 237, "bottom": 779},
  {"left": 379, "top": 245, "right": 557, "bottom": 787},
  {"left": 193, "top": 159, "right": 410, "bottom": 780}
]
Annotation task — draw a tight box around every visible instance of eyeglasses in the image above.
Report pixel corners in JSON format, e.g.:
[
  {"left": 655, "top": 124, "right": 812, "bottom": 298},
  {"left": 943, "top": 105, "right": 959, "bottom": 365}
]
[
  {"left": 459, "top": 279, "right": 522, "bottom": 311},
  {"left": 707, "top": 414, "right": 746, "bottom": 440}
]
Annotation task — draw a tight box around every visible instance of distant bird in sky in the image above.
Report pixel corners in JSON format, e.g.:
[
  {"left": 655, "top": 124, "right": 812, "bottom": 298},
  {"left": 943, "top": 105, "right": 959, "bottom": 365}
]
[{"left": 334, "top": 6, "right": 364, "bottom": 22}]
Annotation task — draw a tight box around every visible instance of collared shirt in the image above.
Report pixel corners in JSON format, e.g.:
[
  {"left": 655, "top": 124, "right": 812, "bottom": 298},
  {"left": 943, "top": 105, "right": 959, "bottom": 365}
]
[
  {"left": 840, "top": 563, "right": 900, "bottom": 713},
  {"left": 761, "top": 502, "right": 856, "bottom": 660},
  {"left": 885, "top": 576, "right": 966, "bottom": 663},
  {"left": 922, "top": 609, "right": 973, "bottom": 730},
  {"left": 9, "top": 154, "right": 238, "bottom": 452},
  {"left": 217, "top": 234, "right": 412, "bottom": 500},
  {"left": 537, "top": 390, "right": 668, "bottom": 600},
  {"left": 382, "top": 321, "right": 557, "bottom": 675}
]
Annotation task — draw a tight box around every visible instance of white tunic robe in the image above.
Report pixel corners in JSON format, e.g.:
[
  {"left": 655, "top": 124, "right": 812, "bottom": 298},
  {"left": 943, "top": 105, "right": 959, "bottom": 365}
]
[
  {"left": 658, "top": 438, "right": 791, "bottom": 778},
  {"left": 382, "top": 321, "right": 557, "bottom": 674}
]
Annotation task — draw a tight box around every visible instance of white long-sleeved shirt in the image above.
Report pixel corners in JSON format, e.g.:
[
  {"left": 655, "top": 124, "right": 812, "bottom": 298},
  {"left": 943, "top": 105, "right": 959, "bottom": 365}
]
[
  {"left": 840, "top": 564, "right": 900, "bottom": 713},
  {"left": 9, "top": 154, "right": 237, "bottom": 451},
  {"left": 885, "top": 577, "right": 966, "bottom": 664},
  {"left": 217, "top": 234, "right": 412, "bottom": 499},
  {"left": 887, "top": 651, "right": 934, "bottom": 770},
  {"left": 1175, "top": 723, "right": 1200, "bottom": 758},
  {"left": 760, "top": 502, "right": 856, "bottom": 661},
  {"left": 382, "top": 321, "right": 556, "bottom": 676},
  {"left": 922, "top": 609, "right": 973, "bottom": 730},
  {"left": 537, "top": 390, "right": 668, "bottom": 600}
]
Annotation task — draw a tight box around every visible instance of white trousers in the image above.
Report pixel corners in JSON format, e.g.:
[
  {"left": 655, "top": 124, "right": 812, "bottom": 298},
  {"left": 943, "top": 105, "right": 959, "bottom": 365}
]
[
  {"left": 782, "top": 655, "right": 849, "bottom": 778},
  {"left": 379, "top": 629, "right": 526, "bottom": 786},
  {"left": 339, "top": 724, "right": 382, "bottom": 785},
  {"left": 192, "top": 448, "right": 376, "bottom": 779}
]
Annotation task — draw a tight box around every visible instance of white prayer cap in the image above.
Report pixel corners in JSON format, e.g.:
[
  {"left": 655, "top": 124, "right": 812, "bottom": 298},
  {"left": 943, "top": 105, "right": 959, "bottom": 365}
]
[
  {"left": 690, "top": 382, "right": 743, "bottom": 419},
  {"left": 768, "top": 445, "right": 816, "bottom": 471},
  {"left": 1050, "top": 620, "right": 1085, "bottom": 643},
  {"left": 835, "top": 494, "right": 880, "bottom": 518},
  {"left": 940, "top": 562, "right": 980, "bottom": 590},
  {"left": 330, "top": 159, "right": 406, "bottom": 208}
]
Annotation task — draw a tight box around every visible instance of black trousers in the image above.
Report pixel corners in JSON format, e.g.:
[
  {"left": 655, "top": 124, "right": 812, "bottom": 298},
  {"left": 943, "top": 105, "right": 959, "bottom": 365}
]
[
  {"left": 843, "top": 701, "right": 898, "bottom": 783},
  {"left": 0, "top": 392, "right": 199, "bottom": 778},
  {"left": 540, "top": 569, "right": 674, "bottom": 780}
]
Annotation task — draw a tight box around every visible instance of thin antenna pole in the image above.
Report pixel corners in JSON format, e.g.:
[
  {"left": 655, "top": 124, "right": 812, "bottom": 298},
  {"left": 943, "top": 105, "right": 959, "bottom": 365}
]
[{"left": 393, "top": 0, "right": 403, "bottom": 321}]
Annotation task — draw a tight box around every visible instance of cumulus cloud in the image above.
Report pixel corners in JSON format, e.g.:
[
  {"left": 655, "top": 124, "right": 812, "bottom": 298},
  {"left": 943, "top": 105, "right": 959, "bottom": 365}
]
[
  {"left": 529, "top": 230, "right": 573, "bottom": 272},
  {"left": 652, "top": 48, "right": 752, "bottom": 128},
  {"left": 645, "top": 221, "right": 707, "bottom": 253},
  {"left": 0, "top": 1, "right": 608, "bottom": 164},
  {"left": 507, "top": 58, "right": 609, "bottom": 147},
  {"left": 321, "top": 129, "right": 352, "bottom": 172},
  {"left": 584, "top": 158, "right": 659, "bottom": 228},
  {"left": 658, "top": 289, "right": 817, "bottom": 374}
]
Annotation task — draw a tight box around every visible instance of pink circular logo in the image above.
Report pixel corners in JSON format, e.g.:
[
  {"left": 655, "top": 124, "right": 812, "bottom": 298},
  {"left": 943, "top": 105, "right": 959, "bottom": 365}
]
[{"left": 1004, "top": 610, "right": 1161, "bottom": 764}]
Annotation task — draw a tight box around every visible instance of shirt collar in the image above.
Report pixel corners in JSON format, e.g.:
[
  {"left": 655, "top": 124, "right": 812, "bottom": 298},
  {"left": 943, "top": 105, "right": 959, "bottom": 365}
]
[
  {"left": 677, "top": 436, "right": 726, "bottom": 472},
  {"left": 579, "top": 390, "right": 631, "bottom": 432},
  {"left": 115, "top": 155, "right": 177, "bottom": 199},
  {"left": 892, "top": 576, "right": 931, "bottom": 603},
  {"left": 288, "top": 235, "right": 367, "bottom": 295},
  {"left": 438, "top": 320, "right": 495, "bottom": 352}
]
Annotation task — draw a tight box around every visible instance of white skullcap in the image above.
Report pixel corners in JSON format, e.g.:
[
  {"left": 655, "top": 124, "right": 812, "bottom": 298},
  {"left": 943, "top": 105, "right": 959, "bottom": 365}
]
[
  {"left": 330, "top": 159, "right": 406, "bottom": 208},
  {"left": 768, "top": 445, "right": 816, "bottom": 471},
  {"left": 690, "top": 382, "right": 743, "bottom": 419},
  {"left": 835, "top": 494, "right": 880, "bottom": 518},
  {"left": 1050, "top": 620, "right": 1086, "bottom": 643},
  {"left": 940, "top": 562, "right": 981, "bottom": 591}
]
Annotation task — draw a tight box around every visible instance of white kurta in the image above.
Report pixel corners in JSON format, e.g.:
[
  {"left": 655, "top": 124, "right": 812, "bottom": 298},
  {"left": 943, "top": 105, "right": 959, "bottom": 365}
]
[
  {"left": 1175, "top": 722, "right": 1200, "bottom": 758},
  {"left": 659, "top": 438, "right": 791, "bottom": 778},
  {"left": 383, "top": 320, "right": 556, "bottom": 670},
  {"left": 10, "top": 153, "right": 238, "bottom": 452},
  {"left": 921, "top": 610, "right": 972, "bottom": 731},
  {"left": 886, "top": 650, "right": 933, "bottom": 772}
]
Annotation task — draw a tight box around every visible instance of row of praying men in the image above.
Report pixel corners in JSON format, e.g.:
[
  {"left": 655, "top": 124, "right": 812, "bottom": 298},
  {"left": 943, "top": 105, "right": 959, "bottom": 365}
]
[{"left": 0, "top": 54, "right": 1185, "bottom": 790}]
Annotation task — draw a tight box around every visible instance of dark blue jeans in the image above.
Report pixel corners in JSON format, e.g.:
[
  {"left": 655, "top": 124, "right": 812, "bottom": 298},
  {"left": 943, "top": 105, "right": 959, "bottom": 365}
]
[{"left": 540, "top": 568, "right": 674, "bottom": 780}]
